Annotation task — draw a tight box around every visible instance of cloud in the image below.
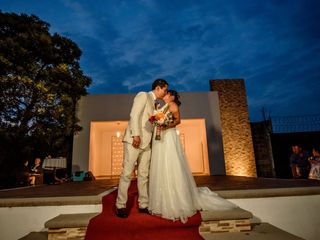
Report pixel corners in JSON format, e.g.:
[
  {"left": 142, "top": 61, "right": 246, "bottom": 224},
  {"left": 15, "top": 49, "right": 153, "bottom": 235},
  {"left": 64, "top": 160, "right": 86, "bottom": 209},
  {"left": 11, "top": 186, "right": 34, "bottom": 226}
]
[{"left": 1, "top": 0, "right": 319, "bottom": 120}]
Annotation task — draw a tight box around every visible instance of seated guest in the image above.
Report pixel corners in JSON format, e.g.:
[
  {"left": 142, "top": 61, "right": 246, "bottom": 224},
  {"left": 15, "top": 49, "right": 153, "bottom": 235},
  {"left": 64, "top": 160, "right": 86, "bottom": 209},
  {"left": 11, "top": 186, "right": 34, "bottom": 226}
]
[
  {"left": 16, "top": 160, "right": 31, "bottom": 186},
  {"left": 290, "top": 144, "right": 310, "bottom": 179},
  {"left": 308, "top": 147, "right": 320, "bottom": 180},
  {"left": 23, "top": 159, "right": 31, "bottom": 179},
  {"left": 29, "top": 157, "right": 43, "bottom": 186}
]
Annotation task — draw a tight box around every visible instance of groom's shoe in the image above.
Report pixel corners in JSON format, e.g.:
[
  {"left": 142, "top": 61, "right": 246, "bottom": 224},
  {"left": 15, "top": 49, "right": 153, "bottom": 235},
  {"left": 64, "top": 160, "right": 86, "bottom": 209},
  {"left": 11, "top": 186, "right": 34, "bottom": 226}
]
[
  {"left": 138, "top": 207, "right": 150, "bottom": 214},
  {"left": 116, "top": 208, "right": 128, "bottom": 218}
]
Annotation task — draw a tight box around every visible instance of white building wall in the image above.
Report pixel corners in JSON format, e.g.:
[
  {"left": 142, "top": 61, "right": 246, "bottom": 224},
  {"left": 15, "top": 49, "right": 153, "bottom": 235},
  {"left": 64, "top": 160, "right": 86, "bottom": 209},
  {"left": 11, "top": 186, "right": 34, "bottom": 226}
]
[
  {"left": 1, "top": 194, "right": 319, "bottom": 240},
  {"left": 229, "top": 194, "right": 320, "bottom": 240},
  {"left": 73, "top": 92, "right": 226, "bottom": 175},
  {"left": 0, "top": 204, "right": 102, "bottom": 240}
]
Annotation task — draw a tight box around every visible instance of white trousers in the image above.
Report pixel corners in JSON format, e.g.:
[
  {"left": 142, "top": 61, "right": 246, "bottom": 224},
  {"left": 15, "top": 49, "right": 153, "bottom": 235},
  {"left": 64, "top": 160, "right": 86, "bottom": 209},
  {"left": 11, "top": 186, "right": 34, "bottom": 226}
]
[{"left": 116, "top": 143, "right": 151, "bottom": 209}]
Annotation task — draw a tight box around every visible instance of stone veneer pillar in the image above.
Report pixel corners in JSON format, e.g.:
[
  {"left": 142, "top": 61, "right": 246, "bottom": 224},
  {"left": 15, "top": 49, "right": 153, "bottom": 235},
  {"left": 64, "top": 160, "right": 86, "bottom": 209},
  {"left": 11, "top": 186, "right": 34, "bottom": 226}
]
[{"left": 210, "top": 79, "right": 257, "bottom": 177}]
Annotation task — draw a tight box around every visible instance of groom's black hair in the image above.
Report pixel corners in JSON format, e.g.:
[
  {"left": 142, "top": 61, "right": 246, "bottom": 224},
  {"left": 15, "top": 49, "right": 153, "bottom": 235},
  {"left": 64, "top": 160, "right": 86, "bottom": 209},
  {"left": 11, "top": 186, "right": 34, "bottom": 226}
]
[{"left": 152, "top": 79, "right": 169, "bottom": 90}]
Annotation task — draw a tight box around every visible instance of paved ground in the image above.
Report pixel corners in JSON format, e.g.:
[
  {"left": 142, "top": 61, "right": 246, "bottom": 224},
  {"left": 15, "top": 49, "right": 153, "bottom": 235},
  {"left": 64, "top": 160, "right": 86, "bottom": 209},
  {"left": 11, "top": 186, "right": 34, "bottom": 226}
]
[
  {"left": 0, "top": 176, "right": 319, "bottom": 199},
  {"left": 194, "top": 175, "right": 320, "bottom": 190}
]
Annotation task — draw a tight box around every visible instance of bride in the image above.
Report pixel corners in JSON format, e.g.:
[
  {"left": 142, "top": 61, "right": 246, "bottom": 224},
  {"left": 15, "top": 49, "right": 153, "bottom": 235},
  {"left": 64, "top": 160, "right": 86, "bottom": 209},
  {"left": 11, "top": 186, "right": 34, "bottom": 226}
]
[{"left": 148, "top": 90, "right": 237, "bottom": 223}]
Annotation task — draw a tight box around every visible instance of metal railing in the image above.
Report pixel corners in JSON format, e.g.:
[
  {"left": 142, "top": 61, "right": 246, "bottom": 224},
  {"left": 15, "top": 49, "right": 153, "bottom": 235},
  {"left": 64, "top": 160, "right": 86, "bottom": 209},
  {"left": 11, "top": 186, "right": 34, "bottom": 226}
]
[{"left": 270, "top": 114, "right": 320, "bottom": 133}]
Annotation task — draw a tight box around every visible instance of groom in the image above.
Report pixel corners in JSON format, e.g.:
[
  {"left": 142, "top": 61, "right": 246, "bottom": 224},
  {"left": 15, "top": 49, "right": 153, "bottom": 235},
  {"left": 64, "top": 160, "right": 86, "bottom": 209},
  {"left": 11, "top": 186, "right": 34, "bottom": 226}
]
[{"left": 116, "top": 79, "right": 169, "bottom": 218}]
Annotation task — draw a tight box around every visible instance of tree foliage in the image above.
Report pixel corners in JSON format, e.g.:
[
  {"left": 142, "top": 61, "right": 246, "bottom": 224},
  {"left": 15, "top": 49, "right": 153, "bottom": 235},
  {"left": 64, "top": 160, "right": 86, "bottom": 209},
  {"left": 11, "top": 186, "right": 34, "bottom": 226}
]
[{"left": 0, "top": 12, "right": 91, "bottom": 173}]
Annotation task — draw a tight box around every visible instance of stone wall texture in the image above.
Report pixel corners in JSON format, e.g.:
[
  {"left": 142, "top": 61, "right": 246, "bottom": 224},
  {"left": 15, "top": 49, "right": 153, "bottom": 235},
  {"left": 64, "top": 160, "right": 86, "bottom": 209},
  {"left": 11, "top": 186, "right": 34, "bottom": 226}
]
[
  {"left": 210, "top": 79, "right": 257, "bottom": 177},
  {"left": 251, "top": 120, "right": 276, "bottom": 177}
]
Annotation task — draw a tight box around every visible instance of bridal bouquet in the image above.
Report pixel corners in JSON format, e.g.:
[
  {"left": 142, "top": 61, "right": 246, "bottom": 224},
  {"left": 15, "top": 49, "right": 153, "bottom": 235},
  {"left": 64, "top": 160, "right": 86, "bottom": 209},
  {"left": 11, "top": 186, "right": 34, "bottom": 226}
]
[{"left": 149, "top": 110, "right": 173, "bottom": 140}]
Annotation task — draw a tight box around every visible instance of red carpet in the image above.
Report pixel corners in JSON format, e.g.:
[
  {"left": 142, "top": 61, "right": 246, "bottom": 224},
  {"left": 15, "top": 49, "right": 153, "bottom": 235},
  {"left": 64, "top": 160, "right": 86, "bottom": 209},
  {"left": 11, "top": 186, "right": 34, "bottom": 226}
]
[{"left": 85, "top": 181, "right": 203, "bottom": 240}]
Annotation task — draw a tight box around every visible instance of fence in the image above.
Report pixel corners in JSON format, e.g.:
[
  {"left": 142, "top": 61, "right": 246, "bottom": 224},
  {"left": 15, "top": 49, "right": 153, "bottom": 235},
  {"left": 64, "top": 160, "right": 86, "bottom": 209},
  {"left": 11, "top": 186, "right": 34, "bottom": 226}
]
[{"left": 270, "top": 114, "right": 320, "bottom": 133}]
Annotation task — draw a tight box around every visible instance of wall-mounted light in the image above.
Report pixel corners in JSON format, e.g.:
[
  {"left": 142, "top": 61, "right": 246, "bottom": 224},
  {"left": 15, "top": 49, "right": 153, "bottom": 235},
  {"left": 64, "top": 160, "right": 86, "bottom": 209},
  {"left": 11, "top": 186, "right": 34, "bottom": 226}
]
[
  {"left": 116, "top": 131, "right": 121, "bottom": 138},
  {"left": 176, "top": 130, "right": 180, "bottom": 135}
]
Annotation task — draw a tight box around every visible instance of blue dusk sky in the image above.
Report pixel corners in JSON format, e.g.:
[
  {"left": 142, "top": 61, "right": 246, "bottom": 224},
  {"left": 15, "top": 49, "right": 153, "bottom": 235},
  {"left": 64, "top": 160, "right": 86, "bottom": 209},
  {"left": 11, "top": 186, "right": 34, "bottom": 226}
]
[{"left": 1, "top": 0, "right": 320, "bottom": 121}]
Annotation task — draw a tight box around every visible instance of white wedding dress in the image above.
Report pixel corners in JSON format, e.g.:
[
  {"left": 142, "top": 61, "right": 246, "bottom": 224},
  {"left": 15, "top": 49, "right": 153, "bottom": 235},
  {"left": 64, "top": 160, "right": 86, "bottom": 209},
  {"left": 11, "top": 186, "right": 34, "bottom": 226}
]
[{"left": 148, "top": 111, "right": 237, "bottom": 223}]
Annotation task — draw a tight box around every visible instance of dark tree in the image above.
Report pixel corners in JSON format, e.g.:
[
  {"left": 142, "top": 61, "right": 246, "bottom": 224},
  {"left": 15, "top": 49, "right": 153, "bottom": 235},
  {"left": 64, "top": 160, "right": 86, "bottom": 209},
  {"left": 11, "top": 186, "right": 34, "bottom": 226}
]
[{"left": 0, "top": 12, "right": 91, "bottom": 181}]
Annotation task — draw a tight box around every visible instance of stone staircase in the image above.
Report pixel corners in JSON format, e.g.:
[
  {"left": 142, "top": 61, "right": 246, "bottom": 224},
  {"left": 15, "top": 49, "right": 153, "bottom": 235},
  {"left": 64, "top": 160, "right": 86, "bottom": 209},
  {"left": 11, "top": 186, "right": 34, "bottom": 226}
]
[
  {"left": 19, "top": 213, "right": 99, "bottom": 240},
  {"left": 19, "top": 209, "right": 304, "bottom": 240},
  {"left": 200, "top": 222, "right": 305, "bottom": 240},
  {"left": 199, "top": 207, "right": 253, "bottom": 233},
  {"left": 199, "top": 207, "right": 304, "bottom": 240},
  {"left": 45, "top": 213, "right": 99, "bottom": 240},
  {"left": 18, "top": 231, "right": 48, "bottom": 240}
]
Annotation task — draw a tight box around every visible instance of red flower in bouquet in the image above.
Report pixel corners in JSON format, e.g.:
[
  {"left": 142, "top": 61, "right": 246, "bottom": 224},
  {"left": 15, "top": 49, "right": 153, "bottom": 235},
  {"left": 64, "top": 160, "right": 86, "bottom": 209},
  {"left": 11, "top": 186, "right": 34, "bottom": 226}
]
[{"left": 149, "top": 111, "right": 172, "bottom": 140}]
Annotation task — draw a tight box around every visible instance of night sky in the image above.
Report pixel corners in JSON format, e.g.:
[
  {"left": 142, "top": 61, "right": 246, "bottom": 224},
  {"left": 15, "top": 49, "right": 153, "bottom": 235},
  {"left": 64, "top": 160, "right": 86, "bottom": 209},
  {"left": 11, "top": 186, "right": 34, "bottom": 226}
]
[{"left": 1, "top": 0, "right": 320, "bottom": 121}]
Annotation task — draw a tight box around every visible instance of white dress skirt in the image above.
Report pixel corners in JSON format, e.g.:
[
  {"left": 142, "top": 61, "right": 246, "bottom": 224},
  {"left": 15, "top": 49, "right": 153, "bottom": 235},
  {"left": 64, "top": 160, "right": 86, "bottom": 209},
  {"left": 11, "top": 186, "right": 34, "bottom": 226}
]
[{"left": 148, "top": 127, "right": 237, "bottom": 223}]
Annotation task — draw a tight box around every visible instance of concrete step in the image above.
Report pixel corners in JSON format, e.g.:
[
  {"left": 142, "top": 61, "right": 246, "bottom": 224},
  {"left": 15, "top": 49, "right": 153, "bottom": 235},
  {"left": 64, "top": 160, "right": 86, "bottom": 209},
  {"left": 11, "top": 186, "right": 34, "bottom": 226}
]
[
  {"left": 200, "top": 207, "right": 253, "bottom": 221},
  {"left": 200, "top": 207, "right": 254, "bottom": 232},
  {"left": 18, "top": 231, "right": 48, "bottom": 240},
  {"left": 44, "top": 212, "right": 99, "bottom": 229},
  {"left": 44, "top": 212, "right": 99, "bottom": 240},
  {"left": 199, "top": 222, "right": 305, "bottom": 240}
]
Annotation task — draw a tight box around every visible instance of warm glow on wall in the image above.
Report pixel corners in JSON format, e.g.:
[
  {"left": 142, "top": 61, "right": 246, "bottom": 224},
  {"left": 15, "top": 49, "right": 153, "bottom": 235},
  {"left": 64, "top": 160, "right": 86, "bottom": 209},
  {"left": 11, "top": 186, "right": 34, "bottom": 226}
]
[
  {"left": 89, "top": 119, "right": 210, "bottom": 178},
  {"left": 210, "top": 79, "right": 257, "bottom": 177},
  {"left": 111, "top": 136, "right": 124, "bottom": 176},
  {"left": 223, "top": 136, "right": 257, "bottom": 177}
]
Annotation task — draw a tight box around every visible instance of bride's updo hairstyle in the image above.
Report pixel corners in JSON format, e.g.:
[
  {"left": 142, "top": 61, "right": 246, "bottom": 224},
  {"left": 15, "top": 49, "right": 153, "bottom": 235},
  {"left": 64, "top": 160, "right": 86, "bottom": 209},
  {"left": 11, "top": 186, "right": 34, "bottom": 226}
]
[{"left": 168, "top": 90, "right": 181, "bottom": 106}]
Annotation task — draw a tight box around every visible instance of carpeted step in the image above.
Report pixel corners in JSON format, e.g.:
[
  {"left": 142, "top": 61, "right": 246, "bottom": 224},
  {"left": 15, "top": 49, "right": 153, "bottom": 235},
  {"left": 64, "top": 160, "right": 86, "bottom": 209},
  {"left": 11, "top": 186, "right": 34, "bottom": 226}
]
[
  {"left": 199, "top": 222, "right": 305, "bottom": 240},
  {"left": 45, "top": 212, "right": 99, "bottom": 240},
  {"left": 86, "top": 182, "right": 204, "bottom": 240}
]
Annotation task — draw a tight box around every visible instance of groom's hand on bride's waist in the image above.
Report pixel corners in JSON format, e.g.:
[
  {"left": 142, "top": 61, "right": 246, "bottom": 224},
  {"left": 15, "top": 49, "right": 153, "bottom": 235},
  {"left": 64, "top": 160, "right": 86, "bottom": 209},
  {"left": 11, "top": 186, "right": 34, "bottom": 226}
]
[{"left": 132, "top": 136, "right": 141, "bottom": 148}]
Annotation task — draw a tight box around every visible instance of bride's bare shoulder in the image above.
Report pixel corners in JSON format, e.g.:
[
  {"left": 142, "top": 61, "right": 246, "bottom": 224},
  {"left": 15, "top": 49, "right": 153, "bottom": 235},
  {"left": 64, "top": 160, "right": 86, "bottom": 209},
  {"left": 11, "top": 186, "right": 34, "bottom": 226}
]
[{"left": 169, "top": 102, "right": 178, "bottom": 111}]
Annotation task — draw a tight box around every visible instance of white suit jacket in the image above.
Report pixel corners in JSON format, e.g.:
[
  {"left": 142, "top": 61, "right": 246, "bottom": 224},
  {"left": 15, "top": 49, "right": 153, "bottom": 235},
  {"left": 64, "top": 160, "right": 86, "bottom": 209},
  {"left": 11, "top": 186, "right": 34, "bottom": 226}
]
[{"left": 123, "top": 91, "right": 155, "bottom": 149}]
